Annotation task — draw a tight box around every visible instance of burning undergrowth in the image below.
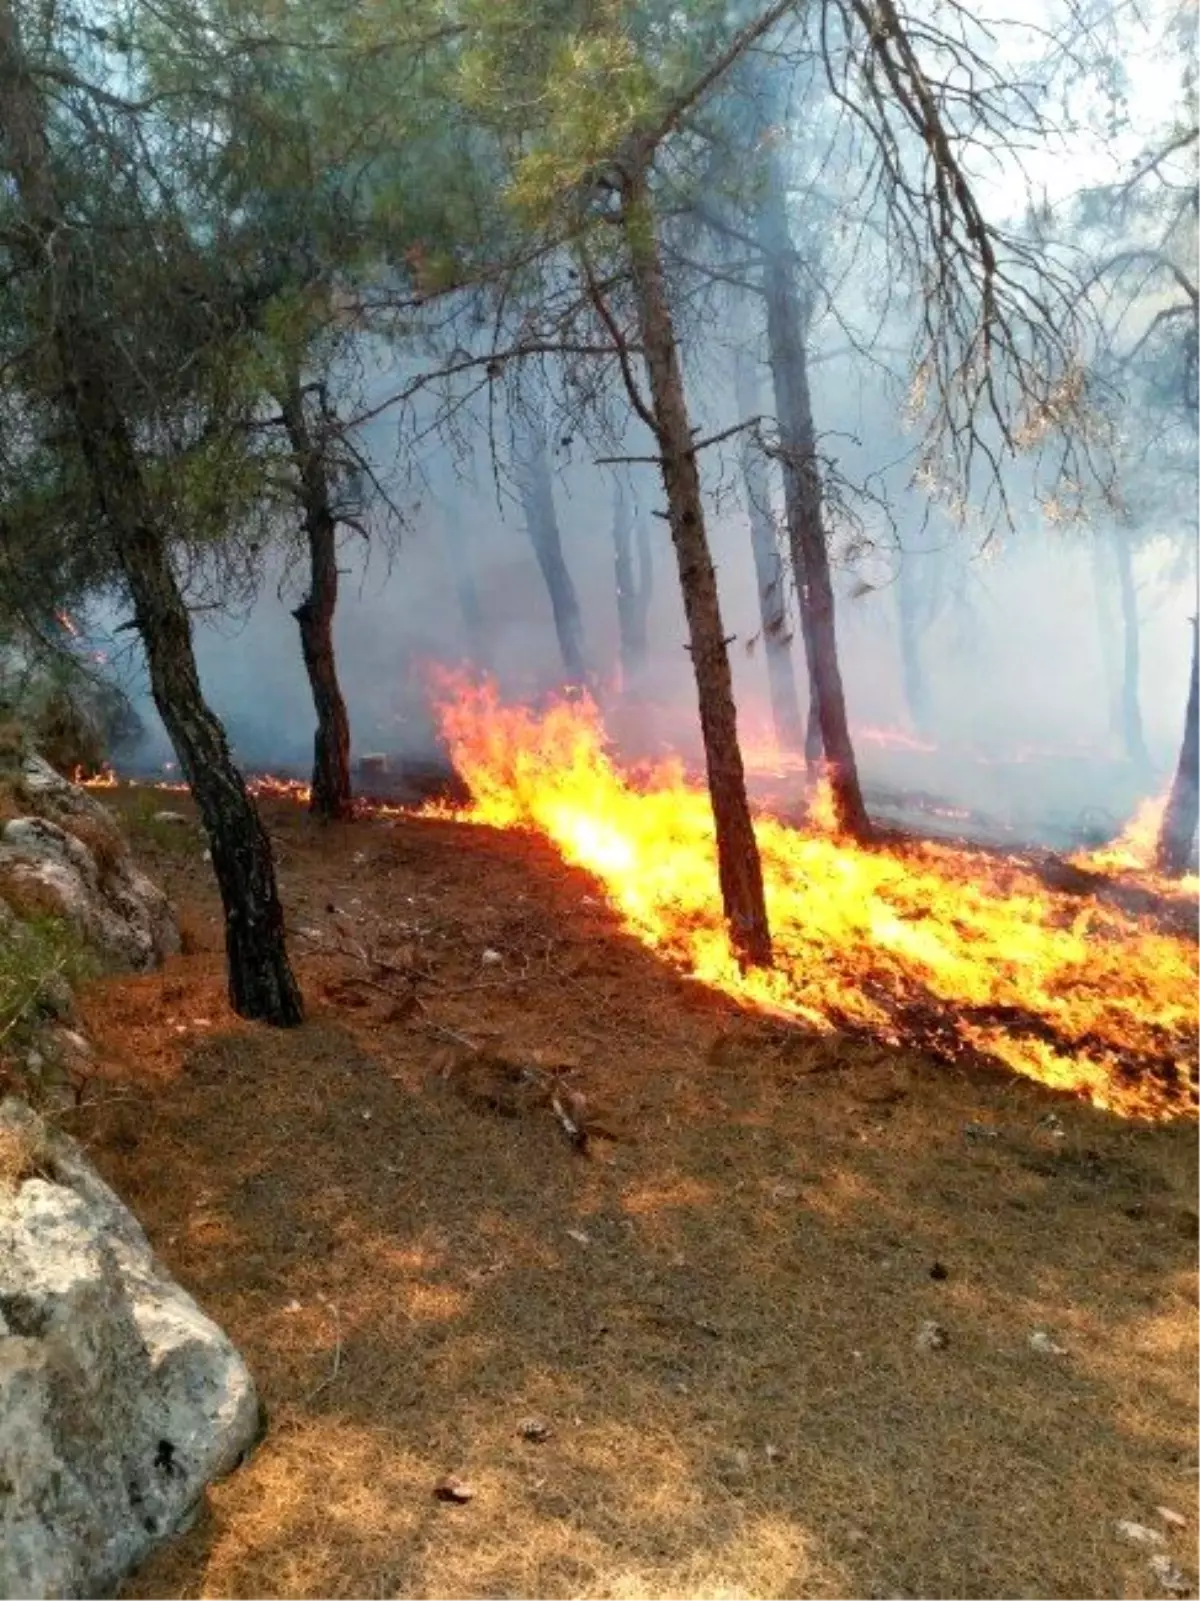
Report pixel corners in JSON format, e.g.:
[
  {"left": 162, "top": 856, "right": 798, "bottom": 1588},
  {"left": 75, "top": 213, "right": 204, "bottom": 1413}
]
[
  {"left": 422, "top": 675, "right": 1197, "bottom": 1122},
  {"left": 81, "top": 675, "right": 1197, "bottom": 1121}
]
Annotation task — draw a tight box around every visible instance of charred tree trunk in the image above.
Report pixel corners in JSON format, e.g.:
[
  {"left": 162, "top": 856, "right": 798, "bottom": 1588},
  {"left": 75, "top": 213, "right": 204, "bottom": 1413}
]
[
  {"left": 278, "top": 377, "right": 353, "bottom": 821},
  {"left": 623, "top": 179, "right": 771, "bottom": 968},
  {"left": 896, "top": 554, "right": 932, "bottom": 736},
  {"left": 0, "top": 2, "right": 303, "bottom": 1025},
  {"left": 1112, "top": 529, "right": 1150, "bottom": 768},
  {"left": 516, "top": 431, "right": 588, "bottom": 687},
  {"left": 759, "top": 169, "right": 870, "bottom": 839},
  {"left": 1156, "top": 617, "right": 1199, "bottom": 876},
  {"left": 611, "top": 480, "right": 649, "bottom": 688},
  {"left": 732, "top": 346, "right": 807, "bottom": 757},
  {"left": 112, "top": 540, "right": 303, "bottom": 1025}
]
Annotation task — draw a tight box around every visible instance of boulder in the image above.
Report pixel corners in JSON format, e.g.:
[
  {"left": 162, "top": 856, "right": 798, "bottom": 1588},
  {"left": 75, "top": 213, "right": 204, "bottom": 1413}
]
[
  {"left": 0, "top": 1100, "right": 261, "bottom": 1599},
  {"left": 0, "top": 756, "right": 178, "bottom": 972}
]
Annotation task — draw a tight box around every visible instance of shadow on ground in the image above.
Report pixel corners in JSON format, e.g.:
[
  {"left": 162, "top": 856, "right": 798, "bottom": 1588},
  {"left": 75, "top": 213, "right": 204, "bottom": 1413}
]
[{"left": 70, "top": 798, "right": 1198, "bottom": 1600}]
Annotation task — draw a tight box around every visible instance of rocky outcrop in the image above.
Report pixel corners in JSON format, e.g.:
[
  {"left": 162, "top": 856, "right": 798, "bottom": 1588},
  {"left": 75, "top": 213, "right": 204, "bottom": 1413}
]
[
  {"left": 0, "top": 1099, "right": 261, "bottom": 1600},
  {"left": 0, "top": 755, "right": 178, "bottom": 972}
]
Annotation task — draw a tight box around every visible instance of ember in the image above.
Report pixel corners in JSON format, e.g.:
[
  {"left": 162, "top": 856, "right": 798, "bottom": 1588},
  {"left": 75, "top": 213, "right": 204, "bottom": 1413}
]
[{"left": 428, "top": 675, "right": 1198, "bottom": 1121}]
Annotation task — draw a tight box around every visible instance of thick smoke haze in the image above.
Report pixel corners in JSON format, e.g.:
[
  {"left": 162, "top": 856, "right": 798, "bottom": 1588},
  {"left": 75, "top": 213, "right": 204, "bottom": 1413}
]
[{"left": 114, "top": 407, "right": 1195, "bottom": 851}]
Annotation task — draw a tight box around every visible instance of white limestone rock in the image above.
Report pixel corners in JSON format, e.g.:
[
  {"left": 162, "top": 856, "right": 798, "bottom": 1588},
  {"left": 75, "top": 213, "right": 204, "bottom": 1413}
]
[
  {"left": 0, "top": 756, "right": 178, "bottom": 971},
  {"left": 0, "top": 1100, "right": 261, "bottom": 1599}
]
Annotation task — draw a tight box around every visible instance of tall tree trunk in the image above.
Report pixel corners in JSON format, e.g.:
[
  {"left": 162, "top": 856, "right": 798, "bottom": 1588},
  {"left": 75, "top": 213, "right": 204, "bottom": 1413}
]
[
  {"left": 1156, "top": 617, "right": 1199, "bottom": 876},
  {"left": 516, "top": 430, "right": 588, "bottom": 687},
  {"left": 117, "top": 538, "right": 304, "bottom": 1024},
  {"left": 623, "top": 179, "right": 771, "bottom": 968},
  {"left": 759, "top": 166, "right": 870, "bottom": 838},
  {"left": 611, "top": 479, "right": 649, "bottom": 688},
  {"left": 278, "top": 376, "right": 353, "bottom": 821},
  {"left": 0, "top": 1, "right": 303, "bottom": 1025},
  {"left": 732, "top": 346, "right": 807, "bottom": 757},
  {"left": 1111, "top": 529, "right": 1150, "bottom": 768},
  {"left": 896, "top": 553, "right": 932, "bottom": 736}
]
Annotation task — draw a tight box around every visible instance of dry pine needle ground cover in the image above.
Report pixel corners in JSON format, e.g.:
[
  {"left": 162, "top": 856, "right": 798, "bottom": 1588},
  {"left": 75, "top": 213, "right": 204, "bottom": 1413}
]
[{"left": 64, "top": 791, "right": 1198, "bottom": 1600}]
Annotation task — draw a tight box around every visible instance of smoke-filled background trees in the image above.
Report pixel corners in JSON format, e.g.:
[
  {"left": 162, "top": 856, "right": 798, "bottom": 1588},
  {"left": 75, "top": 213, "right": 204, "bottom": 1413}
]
[{"left": 0, "top": 0, "right": 1196, "bottom": 1008}]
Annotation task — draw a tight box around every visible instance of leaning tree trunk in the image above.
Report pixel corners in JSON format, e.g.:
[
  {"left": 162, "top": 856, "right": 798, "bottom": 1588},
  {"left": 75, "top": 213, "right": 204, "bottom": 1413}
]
[
  {"left": 516, "top": 430, "right": 589, "bottom": 687},
  {"left": 732, "top": 346, "right": 807, "bottom": 758},
  {"left": 1111, "top": 528, "right": 1150, "bottom": 769},
  {"left": 611, "top": 479, "right": 649, "bottom": 688},
  {"left": 0, "top": 2, "right": 303, "bottom": 1025},
  {"left": 759, "top": 171, "right": 870, "bottom": 839},
  {"left": 115, "top": 537, "right": 303, "bottom": 1024},
  {"left": 624, "top": 178, "right": 771, "bottom": 968},
  {"left": 1156, "top": 617, "right": 1199, "bottom": 877},
  {"left": 278, "top": 377, "right": 353, "bottom": 821}
]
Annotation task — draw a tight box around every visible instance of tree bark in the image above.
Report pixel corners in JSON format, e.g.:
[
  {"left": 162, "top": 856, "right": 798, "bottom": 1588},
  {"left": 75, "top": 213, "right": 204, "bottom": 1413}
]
[
  {"left": 278, "top": 376, "right": 354, "bottom": 821},
  {"left": 516, "top": 429, "right": 589, "bottom": 687},
  {"left": 1156, "top": 617, "right": 1199, "bottom": 876},
  {"left": 1111, "top": 528, "right": 1150, "bottom": 768},
  {"left": 732, "top": 346, "right": 807, "bottom": 757},
  {"left": 611, "top": 479, "right": 649, "bottom": 688},
  {"left": 758, "top": 164, "right": 870, "bottom": 837},
  {"left": 0, "top": 0, "right": 303, "bottom": 1025},
  {"left": 623, "top": 179, "right": 771, "bottom": 968}
]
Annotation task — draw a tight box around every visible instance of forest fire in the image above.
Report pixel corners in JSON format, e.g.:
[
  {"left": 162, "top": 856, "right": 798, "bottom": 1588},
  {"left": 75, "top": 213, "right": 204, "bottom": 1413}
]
[
  {"left": 73, "top": 684, "right": 1197, "bottom": 1120},
  {"left": 429, "top": 676, "right": 1198, "bottom": 1121}
]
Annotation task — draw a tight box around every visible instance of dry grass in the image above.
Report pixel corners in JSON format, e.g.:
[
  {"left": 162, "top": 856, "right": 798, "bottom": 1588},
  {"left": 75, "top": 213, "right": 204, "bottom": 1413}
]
[
  {"left": 69, "top": 790, "right": 1199, "bottom": 1601},
  {"left": 64, "top": 808, "right": 127, "bottom": 882},
  {"left": 0, "top": 1114, "right": 50, "bottom": 1193},
  {"left": 0, "top": 865, "right": 74, "bottom": 926}
]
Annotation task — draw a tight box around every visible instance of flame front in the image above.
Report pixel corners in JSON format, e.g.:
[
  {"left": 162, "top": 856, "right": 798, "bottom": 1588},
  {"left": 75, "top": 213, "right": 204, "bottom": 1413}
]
[{"left": 432, "top": 675, "right": 1197, "bottom": 1120}]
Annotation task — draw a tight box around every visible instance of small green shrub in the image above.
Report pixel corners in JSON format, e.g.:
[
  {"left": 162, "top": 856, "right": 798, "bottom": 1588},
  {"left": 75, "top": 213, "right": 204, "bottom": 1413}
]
[
  {"left": 0, "top": 914, "right": 97, "bottom": 1051},
  {"left": 0, "top": 647, "right": 142, "bottom": 779}
]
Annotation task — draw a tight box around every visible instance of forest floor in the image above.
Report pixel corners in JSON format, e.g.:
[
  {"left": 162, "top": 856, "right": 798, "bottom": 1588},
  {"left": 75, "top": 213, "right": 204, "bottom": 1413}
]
[{"left": 67, "top": 789, "right": 1197, "bottom": 1601}]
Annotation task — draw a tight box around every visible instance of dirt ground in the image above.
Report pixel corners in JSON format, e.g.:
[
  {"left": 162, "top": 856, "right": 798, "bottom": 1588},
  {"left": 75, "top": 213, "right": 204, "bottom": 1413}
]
[{"left": 67, "top": 791, "right": 1198, "bottom": 1601}]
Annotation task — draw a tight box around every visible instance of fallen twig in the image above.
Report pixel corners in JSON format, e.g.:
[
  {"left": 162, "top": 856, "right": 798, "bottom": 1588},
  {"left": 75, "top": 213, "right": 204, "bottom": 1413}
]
[
  {"left": 306, "top": 1302, "right": 342, "bottom": 1401},
  {"left": 435, "top": 973, "right": 541, "bottom": 996}
]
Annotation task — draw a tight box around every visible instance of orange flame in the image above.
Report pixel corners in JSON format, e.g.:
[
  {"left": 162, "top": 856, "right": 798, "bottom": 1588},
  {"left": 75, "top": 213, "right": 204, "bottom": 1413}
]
[
  {"left": 429, "top": 674, "right": 1197, "bottom": 1121},
  {"left": 74, "top": 764, "right": 119, "bottom": 787},
  {"left": 1075, "top": 800, "right": 1171, "bottom": 877},
  {"left": 1072, "top": 792, "right": 1200, "bottom": 893}
]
